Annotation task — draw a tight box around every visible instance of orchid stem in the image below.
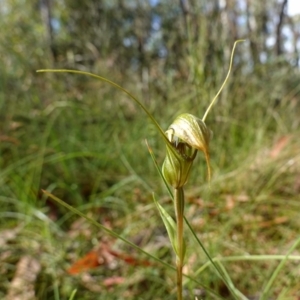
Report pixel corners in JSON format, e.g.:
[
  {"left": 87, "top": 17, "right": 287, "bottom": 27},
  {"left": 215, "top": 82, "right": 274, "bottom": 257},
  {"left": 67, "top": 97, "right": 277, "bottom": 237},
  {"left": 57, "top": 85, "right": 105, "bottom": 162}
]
[{"left": 174, "top": 188, "right": 185, "bottom": 300}]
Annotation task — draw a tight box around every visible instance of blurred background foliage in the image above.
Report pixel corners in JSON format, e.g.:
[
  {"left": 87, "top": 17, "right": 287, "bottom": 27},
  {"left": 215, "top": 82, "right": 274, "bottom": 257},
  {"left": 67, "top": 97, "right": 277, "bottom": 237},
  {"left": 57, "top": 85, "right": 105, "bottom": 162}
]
[
  {"left": 1, "top": 0, "right": 300, "bottom": 89},
  {"left": 1, "top": 0, "right": 300, "bottom": 299}
]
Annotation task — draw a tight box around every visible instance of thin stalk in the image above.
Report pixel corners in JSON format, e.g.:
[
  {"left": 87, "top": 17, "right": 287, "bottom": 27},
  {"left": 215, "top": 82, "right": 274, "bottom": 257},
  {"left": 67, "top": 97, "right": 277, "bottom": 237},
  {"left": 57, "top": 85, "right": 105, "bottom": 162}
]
[
  {"left": 174, "top": 188, "right": 185, "bottom": 300},
  {"left": 202, "top": 40, "right": 245, "bottom": 122}
]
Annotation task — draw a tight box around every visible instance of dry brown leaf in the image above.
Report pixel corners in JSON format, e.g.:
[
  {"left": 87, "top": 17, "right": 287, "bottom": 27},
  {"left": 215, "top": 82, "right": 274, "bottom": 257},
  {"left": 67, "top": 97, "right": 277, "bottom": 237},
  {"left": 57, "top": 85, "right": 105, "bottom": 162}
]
[
  {"left": 0, "top": 135, "right": 19, "bottom": 145},
  {"left": 235, "top": 193, "right": 249, "bottom": 202},
  {"left": 103, "top": 276, "right": 125, "bottom": 287},
  {"left": 67, "top": 250, "right": 101, "bottom": 275},
  {"left": 270, "top": 135, "right": 291, "bottom": 159},
  {"left": 9, "top": 122, "right": 23, "bottom": 131},
  {"left": 259, "top": 216, "right": 289, "bottom": 228},
  {"left": 225, "top": 195, "right": 235, "bottom": 211},
  {"left": 79, "top": 274, "right": 125, "bottom": 292},
  {"left": 6, "top": 255, "right": 41, "bottom": 300},
  {"left": 68, "top": 240, "right": 151, "bottom": 275},
  {"left": 0, "top": 227, "right": 21, "bottom": 247}
]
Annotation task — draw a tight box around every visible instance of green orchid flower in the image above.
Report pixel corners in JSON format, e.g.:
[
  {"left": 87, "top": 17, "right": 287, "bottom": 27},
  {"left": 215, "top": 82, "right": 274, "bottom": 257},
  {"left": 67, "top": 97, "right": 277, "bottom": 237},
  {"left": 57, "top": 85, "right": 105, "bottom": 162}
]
[{"left": 162, "top": 113, "right": 211, "bottom": 188}]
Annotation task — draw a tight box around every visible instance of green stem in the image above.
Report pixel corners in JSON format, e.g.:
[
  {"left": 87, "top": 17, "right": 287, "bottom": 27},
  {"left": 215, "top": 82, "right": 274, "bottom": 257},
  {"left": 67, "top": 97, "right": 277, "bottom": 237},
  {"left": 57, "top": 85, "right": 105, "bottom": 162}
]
[
  {"left": 202, "top": 39, "right": 245, "bottom": 122},
  {"left": 174, "top": 188, "right": 185, "bottom": 300}
]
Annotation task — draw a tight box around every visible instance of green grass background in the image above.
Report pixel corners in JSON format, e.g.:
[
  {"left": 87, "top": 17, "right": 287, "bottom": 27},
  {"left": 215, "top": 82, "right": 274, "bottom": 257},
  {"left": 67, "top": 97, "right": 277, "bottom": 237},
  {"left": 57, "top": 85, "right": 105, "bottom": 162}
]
[{"left": 1, "top": 51, "right": 300, "bottom": 299}]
